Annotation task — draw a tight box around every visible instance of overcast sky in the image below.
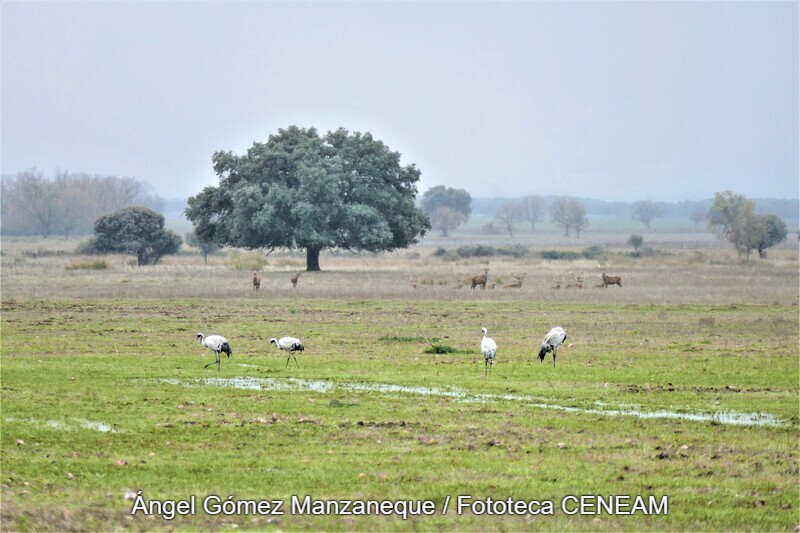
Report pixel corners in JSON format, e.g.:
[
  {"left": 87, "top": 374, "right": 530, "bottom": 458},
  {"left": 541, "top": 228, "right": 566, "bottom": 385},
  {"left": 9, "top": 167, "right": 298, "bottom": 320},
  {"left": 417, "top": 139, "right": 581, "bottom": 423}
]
[{"left": 2, "top": 1, "right": 798, "bottom": 202}]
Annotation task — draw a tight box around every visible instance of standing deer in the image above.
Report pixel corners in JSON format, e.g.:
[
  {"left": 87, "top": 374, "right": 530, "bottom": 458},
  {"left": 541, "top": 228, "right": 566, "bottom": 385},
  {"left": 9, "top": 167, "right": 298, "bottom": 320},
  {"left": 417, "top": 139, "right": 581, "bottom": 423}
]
[
  {"left": 503, "top": 273, "right": 527, "bottom": 289},
  {"left": 290, "top": 271, "right": 303, "bottom": 288},
  {"left": 252, "top": 271, "right": 261, "bottom": 291},
  {"left": 598, "top": 263, "right": 622, "bottom": 288},
  {"left": 601, "top": 272, "right": 622, "bottom": 288},
  {"left": 471, "top": 267, "right": 490, "bottom": 290}
]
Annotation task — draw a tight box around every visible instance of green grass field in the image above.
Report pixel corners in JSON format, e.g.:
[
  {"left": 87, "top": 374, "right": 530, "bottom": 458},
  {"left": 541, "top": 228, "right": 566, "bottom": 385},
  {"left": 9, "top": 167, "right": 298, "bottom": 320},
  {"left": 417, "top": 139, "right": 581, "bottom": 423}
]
[{"left": 1, "top": 237, "right": 798, "bottom": 531}]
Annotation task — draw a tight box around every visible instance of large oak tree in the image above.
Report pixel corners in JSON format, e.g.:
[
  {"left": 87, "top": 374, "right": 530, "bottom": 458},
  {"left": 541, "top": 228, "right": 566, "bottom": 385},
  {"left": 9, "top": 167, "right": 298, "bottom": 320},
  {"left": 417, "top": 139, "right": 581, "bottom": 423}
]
[{"left": 186, "top": 126, "right": 430, "bottom": 271}]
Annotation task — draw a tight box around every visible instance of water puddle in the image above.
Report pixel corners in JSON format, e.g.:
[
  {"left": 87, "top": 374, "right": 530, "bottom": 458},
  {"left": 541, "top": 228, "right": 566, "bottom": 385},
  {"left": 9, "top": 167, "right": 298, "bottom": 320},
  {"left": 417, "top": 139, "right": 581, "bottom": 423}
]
[
  {"left": 156, "top": 377, "right": 786, "bottom": 427},
  {"left": 4, "top": 417, "right": 118, "bottom": 433}
]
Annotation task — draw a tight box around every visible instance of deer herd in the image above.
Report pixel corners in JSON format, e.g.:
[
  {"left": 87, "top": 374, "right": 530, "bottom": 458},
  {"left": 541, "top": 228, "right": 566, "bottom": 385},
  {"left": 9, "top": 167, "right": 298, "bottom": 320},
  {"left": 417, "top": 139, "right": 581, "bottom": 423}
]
[
  {"left": 420, "top": 263, "right": 621, "bottom": 291},
  {"left": 551, "top": 263, "right": 622, "bottom": 289},
  {"left": 252, "top": 264, "right": 622, "bottom": 292}
]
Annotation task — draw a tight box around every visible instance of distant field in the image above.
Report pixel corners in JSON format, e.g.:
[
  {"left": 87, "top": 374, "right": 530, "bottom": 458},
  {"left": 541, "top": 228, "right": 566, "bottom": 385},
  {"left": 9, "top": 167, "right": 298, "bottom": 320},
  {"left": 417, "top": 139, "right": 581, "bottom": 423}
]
[{"left": 1, "top": 236, "right": 798, "bottom": 531}]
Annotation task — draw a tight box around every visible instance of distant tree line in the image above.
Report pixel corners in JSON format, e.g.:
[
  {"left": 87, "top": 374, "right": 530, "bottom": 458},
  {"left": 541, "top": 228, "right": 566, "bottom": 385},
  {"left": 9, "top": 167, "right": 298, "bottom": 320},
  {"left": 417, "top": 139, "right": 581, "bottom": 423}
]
[
  {"left": 1, "top": 169, "right": 165, "bottom": 237},
  {"left": 470, "top": 196, "right": 797, "bottom": 225}
]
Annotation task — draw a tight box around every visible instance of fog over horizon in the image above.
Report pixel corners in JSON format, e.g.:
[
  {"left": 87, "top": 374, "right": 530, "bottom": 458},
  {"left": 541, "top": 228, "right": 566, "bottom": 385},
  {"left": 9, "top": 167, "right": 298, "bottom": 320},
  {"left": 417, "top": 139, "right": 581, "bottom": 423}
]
[{"left": 2, "top": 2, "right": 798, "bottom": 204}]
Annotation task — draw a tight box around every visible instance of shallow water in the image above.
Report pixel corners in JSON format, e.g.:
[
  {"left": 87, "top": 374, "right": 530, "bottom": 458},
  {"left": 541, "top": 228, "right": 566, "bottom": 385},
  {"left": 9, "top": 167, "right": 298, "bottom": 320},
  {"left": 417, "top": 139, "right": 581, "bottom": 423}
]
[
  {"left": 159, "top": 376, "right": 786, "bottom": 428},
  {"left": 5, "top": 417, "right": 117, "bottom": 433}
]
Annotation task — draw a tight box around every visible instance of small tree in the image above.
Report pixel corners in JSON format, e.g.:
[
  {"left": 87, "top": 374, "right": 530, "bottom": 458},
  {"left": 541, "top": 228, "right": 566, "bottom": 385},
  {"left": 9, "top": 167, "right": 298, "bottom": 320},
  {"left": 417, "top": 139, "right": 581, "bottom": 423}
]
[
  {"left": 627, "top": 233, "right": 644, "bottom": 253},
  {"left": 689, "top": 209, "right": 706, "bottom": 229},
  {"left": 421, "top": 186, "right": 471, "bottom": 236},
  {"left": 549, "top": 197, "right": 571, "bottom": 236},
  {"left": 430, "top": 206, "right": 466, "bottom": 237},
  {"left": 520, "top": 195, "right": 545, "bottom": 231},
  {"left": 495, "top": 203, "right": 519, "bottom": 237},
  {"left": 567, "top": 201, "right": 589, "bottom": 238},
  {"left": 186, "top": 230, "right": 220, "bottom": 264},
  {"left": 91, "top": 206, "right": 181, "bottom": 265},
  {"left": 707, "top": 191, "right": 786, "bottom": 260},
  {"left": 753, "top": 214, "right": 788, "bottom": 258},
  {"left": 631, "top": 201, "right": 666, "bottom": 230}
]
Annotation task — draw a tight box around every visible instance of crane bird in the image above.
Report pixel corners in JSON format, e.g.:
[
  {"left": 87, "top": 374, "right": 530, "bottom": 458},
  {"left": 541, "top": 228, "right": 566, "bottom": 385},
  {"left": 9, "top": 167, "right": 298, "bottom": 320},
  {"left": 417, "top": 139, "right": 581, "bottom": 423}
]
[
  {"left": 271, "top": 337, "right": 305, "bottom": 368},
  {"left": 480, "top": 327, "right": 497, "bottom": 375},
  {"left": 538, "top": 326, "right": 567, "bottom": 367},
  {"left": 197, "top": 332, "right": 232, "bottom": 370}
]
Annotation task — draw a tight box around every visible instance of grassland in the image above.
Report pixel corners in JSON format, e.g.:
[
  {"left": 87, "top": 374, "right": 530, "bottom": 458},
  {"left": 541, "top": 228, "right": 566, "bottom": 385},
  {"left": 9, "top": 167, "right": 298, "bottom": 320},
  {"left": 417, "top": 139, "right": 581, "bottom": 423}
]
[{"left": 1, "top": 234, "right": 798, "bottom": 531}]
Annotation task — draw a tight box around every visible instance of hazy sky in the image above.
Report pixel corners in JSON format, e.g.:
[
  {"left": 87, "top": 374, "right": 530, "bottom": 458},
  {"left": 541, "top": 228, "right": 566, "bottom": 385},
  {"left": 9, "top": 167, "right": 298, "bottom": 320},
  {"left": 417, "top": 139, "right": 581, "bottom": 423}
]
[{"left": 2, "top": 1, "right": 798, "bottom": 202}]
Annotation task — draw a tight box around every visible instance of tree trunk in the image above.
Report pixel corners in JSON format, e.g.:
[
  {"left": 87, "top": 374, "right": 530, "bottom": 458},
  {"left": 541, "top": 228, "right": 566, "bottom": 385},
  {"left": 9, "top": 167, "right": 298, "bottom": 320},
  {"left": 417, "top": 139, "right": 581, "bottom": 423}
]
[{"left": 306, "top": 247, "right": 321, "bottom": 271}]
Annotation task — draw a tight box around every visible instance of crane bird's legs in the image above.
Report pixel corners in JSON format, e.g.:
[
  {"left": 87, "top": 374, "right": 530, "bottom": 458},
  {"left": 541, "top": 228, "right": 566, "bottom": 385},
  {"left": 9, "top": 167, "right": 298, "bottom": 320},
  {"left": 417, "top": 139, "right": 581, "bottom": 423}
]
[
  {"left": 292, "top": 354, "right": 299, "bottom": 368},
  {"left": 204, "top": 353, "right": 221, "bottom": 370}
]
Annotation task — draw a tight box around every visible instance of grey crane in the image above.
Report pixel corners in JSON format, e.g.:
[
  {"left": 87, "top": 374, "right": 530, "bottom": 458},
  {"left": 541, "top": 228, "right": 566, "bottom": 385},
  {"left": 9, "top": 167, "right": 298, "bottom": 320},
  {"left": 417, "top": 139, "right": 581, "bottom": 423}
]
[
  {"left": 481, "top": 327, "right": 497, "bottom": 375},
  {"left": 197, "top": 332, "right": 232, "bottom": 370},
  {"left": 271, "top": 337, "right": 305, "bottom": 368},
  {"left": 538, "top": 326, "right": 567, "bottom": 367}
]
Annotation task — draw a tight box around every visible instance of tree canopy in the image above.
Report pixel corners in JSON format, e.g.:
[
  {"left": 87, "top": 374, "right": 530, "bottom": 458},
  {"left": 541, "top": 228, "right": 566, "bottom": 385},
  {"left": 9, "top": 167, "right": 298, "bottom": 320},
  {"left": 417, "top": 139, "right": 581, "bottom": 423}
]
[
  {"left": 88, "top": 206, "right": 181, "bottom": 266},
  {"left": 185, "top": 126, "right": 430, "bottom": 270}
]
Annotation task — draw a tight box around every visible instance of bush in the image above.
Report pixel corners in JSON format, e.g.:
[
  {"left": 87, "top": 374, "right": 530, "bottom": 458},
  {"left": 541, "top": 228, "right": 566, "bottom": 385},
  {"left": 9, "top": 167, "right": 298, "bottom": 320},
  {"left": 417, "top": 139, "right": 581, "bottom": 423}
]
[
  {"left": 540, "top": 250, "right": 582, "bottom": 261},
  {"left": 227, "top": 250, "right": 269, "bottom": 271},
  {"left": 497, "top": 244, "right": 529, "bottom": 258},
  {"left": 65, "top": 259, "right": 110, "bottom": 271},
  {"left": 540, "top": 246, "right": 603, "bottom": 261},
  {"left": 423, "top": 344, "right": 458, "bottom": 354},
  {"left": 457, "top": 245, "right": 496, "bottom": 258}
]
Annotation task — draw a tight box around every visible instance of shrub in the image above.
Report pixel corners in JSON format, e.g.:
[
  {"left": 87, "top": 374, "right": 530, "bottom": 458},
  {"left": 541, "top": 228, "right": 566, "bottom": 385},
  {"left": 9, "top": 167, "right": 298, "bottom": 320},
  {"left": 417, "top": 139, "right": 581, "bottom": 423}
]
[
  {"left": 540, "top": 246, "right": 603, "bottom": 261},
  {"left": 65, "top": 259, "right": 110, "bottom": 271},
  {"left": 457, "top": 245, "right": 496, "bottom": 258},
  {"left": 540, "top": 250, "right": 582, "bottom": 261},
  {"left": 497, "top": 244, "right": 529, "bottom": 258},
  {"left": 424, "top": 344, "right": 458, "bottom": 354},
  {"left": 227, "top": 250, "right": 269, "bottom": 271}
]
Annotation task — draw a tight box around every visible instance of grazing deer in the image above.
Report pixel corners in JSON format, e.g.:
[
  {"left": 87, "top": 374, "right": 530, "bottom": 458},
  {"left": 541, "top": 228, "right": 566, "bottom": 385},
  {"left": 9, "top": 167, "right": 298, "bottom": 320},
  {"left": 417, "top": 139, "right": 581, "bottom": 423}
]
[
  {"left": 471, "top": 267, "right": 490, "bottom": 290},
  {"left": 290, "top": 271, "right": 303, "bottom": 288},
  {"left": 252, "top": 271, "right": 261, "bottom": 291},
  {"left": 503, "top": 273, "right": 527, "bottom": 289},
  {"left": 410, "top": 276, "right": 420, "bottom": 289},
  {"left": 598, "top": 263, "right": 622, "bottom": 288}
]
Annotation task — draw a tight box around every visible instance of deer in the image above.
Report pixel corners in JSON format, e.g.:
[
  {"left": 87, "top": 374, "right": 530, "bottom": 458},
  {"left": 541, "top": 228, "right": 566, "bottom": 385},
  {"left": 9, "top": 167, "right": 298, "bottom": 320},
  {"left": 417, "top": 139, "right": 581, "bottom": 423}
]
[
  {"left": 471, "top": 267, "right": 490, "bottom": 290},
  {"left": 454, "top": 275, "right": 469, "bottom": 289},
  {"left": 550, "top": 276, "right": 564, "bottom": 289},
  {"left": 601, "top": 272, "right": 622, "bottom": 288},
  {"left": 565, "top": 271, "right": 584, "bottom": 289},
  {"left": 252, "top": 271, "right": 261, "bottom": 291},
  {"left": 598, "top": 263, "right": 622, "bottom": 288},
  {"left": 503, "top": 273, "right": 527, "bottom": 289},
  {"left": 290, "top": 271, "right": 303, "bottom": 288}
]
